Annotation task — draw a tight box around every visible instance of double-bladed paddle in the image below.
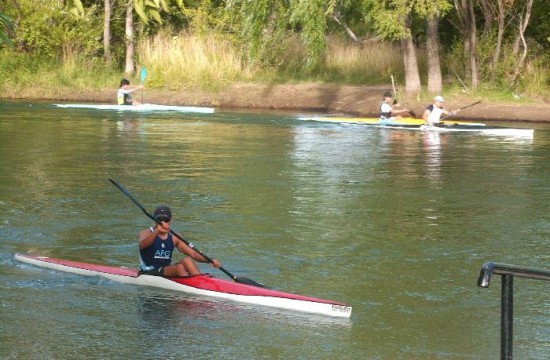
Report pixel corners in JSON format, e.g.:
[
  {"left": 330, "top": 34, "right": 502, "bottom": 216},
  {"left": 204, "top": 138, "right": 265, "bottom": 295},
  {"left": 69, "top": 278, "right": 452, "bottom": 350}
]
[
  {"left": 392, "top": 98, "right": 417, "bottom": 118},
  {"left": 441, "top": 100, "right": 482, "bottom": 121},
  {"left": 109, "top": 179, "right": 267, "bottom": 288},
  {"left": 139, "top": 67, "right": 147, "bottom": 104}
]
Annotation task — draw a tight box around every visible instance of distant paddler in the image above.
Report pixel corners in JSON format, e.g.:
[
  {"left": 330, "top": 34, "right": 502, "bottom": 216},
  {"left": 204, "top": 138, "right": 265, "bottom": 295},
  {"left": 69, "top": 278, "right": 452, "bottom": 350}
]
[
  {"left": 422, "top": 95, "right": 458, "bottom": 127},
  {"left": 117, "top": 78, "right": 143, "bottom": 105},
  {"left": 379, "top": 91, "right": 412, "bottom": 122}
]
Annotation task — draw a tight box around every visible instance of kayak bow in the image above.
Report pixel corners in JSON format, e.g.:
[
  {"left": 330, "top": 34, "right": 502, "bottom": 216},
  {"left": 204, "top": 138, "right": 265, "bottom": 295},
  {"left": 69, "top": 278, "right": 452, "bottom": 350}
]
[{"left": 14, "top": 253, "right": 352, "bottom": 318}]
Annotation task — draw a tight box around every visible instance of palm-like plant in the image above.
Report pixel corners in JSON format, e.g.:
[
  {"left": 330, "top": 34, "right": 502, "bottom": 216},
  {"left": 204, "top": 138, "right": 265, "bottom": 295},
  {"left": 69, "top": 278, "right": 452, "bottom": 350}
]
[
  {"left": 62, "top": 0, "right": 179, "bottom": 74},
  {"left": 0, "top": 12, "right": 14, "bottom": 46}
]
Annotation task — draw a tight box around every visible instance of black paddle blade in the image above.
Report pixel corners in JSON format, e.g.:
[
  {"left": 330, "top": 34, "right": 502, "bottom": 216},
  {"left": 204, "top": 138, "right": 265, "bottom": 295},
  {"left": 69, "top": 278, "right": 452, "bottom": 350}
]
[
  {"left": 463, "top": 100, "right": 482, "bottom": 110},
  {"left": 235, "top": 276, "right": 270, "bottom": 289}
]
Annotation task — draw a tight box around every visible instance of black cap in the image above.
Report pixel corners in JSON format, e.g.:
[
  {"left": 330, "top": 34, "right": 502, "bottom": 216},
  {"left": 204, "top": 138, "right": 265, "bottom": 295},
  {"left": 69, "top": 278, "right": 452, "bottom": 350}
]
[
  {"left": 154, "top": 205, "right": 172, "bottom": 221},
  {"left": 383, "top": 91, "right": 393, "bottom": 98}
]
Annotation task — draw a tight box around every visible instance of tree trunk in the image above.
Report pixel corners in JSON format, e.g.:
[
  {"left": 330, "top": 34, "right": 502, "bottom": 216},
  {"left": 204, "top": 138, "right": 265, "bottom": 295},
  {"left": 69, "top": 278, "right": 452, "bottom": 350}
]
[
  {"left": 510, "top": 14, "right": 528, "bottom": 85},
  {"left": 452, "top": 0, "right": 472, "bottom": 84},
  {"left": 491, "top": 0, "right": 505, "bottom": 71},
  {"left": 478, "top": 0, "right": 493, "bottom": 35},
  {"left": 426, "top": 15, "right": 442, "bottom": 94},
  {"left": 401, "top": 15, "right": 421, "bottom": 96},
  {"left": 331, "top": 13, "right": 359, "bottom": 42},
  {"left": 401, "top": 39, "right": 421, "bottom": 95},
  {"left": 103, "top": 0, "right": 111, "bottom": 65},
  {"left": 468, "top": 0, "right": 478, "bottom": 88},
  {"left": 512, "top": 0, "right": 534, "bottom": 55},
  {"left": 124, "top": 0, "right": 135, "bottom": 76}
]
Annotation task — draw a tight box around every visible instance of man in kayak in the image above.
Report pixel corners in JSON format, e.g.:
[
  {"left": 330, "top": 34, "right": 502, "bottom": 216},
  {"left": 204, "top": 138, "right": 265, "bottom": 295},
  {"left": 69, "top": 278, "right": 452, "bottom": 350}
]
[
  {"left": 117, "top": 79, "right": 142, "bottom": 105},
  {"left": 422, "top": 95, "right": 458, "bottom": 126},
  {"left": 379, "top": 91, "right": 410, "bottom": 122},
  {"left": 139, "top": 205, "right": 221, "bottom": 277}
]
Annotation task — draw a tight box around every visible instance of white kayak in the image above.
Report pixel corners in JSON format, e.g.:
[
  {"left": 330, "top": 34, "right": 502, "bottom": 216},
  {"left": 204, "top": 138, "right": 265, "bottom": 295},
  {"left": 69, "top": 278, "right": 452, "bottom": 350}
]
[
  {"left": 14, "top": 253, "right": 352, "bottom": 318},
  {"left": 53, "top": 103, "right": 215, "bottom": 114},
  {"left": 376, "top": 124, "right": 534, "bottom": 140},
  {"left": 298, "top": 115, "right": 534, "bottom": 138}
]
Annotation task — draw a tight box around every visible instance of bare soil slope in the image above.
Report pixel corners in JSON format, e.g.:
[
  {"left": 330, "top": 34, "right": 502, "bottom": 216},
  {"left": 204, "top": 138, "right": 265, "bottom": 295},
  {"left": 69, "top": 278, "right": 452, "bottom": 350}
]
[{"left": 19, "top": 83, "right": 550, "bottom": 122}]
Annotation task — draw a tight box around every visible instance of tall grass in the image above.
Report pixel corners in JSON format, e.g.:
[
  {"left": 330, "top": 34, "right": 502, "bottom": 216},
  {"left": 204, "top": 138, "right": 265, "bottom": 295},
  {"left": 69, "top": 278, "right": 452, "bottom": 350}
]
[
  {"left": 139, "top": 32, "right": 252, "bottom": 91},
  {"left": 137, "top": 33, "right": 406, "bottom": 87},
  {"left": 1, "top": 31, "right": 548, "bottom": 99},
  {"left": 323, "top": 37, "right": 405, "bottom": 84},
  {"left": 0, "top": 50, "right": 122, "bottom": 98}
]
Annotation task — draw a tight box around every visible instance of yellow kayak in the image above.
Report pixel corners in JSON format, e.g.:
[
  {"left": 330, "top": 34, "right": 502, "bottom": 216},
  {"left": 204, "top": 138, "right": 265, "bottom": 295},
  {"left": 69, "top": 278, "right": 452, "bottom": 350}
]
[
  {"left": 297, "top": 115, "right": 534, "bottom": 139},
  {"left": 298, "top": 116, "right": 486, "bottom": 127}
]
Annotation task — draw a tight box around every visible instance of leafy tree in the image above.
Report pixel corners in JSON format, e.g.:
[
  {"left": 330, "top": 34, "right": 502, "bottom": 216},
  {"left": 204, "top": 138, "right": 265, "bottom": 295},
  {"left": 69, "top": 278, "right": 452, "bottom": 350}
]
[
  {"left": 63, "top": 0, "right": 181, "bottom": 74},
  {"left": 3, "top": 0, "right": 549, "bottom": 92},
  {"left": 414, "top": 0, "right": 453, "bottom": 93},
  {"left": 230, "top": 0, "right": 341, "bottom": 70},
  {"left": 447, "top": 0, "right": 541, "bottom": 90},
  {"left": 289, "top": 0, "right": 330, "bottom": 68},
  {"left": 232, "top": 0, "right": 291, "bottom": 67},
  {"left": 526, "top": 0, "right": 550, "bottom": 49},
  {"left": 448, "top": 0, "right": 479, "bottom": 88},
  {"left": 362, "top": 0, "right": 421, "bottom": 94},
  {"left": 7, "top": 0, "right": 101, "bottom": 59},
  {"left": 64, "top": 0, "right": 85, "bottom": 18},
  {"left": 0, "top": 12, "right": 14, "bottom": 46},
  {"left": 363, "top": 0, "right": 453, "bottom": 95}
]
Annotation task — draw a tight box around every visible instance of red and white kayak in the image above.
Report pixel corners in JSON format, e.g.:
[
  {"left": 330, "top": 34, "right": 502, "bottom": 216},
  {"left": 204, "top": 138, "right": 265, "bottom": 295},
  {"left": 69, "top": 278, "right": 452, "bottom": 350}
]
[{"left": 14, "top": 253, "right": 352, "bottom": 318}]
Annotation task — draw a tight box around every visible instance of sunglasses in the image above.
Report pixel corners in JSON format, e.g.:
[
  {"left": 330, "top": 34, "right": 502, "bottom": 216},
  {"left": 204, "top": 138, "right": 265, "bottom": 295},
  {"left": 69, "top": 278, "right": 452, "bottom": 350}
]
[{"left": 157, "top": 217, "right": 171, "bottom": 222}]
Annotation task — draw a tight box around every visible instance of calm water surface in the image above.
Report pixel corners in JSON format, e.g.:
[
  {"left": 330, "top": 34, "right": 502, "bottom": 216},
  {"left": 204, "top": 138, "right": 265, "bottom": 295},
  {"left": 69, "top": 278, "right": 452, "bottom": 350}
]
[{"left": 1, "top": 100, "right": 549, "bottom": 359}]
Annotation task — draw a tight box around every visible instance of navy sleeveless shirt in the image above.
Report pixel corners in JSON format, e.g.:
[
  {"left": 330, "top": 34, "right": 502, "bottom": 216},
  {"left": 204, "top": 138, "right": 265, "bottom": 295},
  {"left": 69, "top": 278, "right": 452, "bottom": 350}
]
[{"left": 139, "top": 233, "right": 175, "bottom": 271}]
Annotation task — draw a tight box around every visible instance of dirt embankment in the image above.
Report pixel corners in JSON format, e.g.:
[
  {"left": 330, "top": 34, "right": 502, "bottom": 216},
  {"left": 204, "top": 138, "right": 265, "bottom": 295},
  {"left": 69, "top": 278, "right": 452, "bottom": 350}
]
[{"left": 14, "top": 83, "right": 550, "bottom": 122}]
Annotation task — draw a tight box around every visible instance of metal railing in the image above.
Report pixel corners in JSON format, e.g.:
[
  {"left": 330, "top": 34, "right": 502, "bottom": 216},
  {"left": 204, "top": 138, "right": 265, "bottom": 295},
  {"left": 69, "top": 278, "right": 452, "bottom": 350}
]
[{"left": 477, "top": 262, "right": 550, "bottom": 360}]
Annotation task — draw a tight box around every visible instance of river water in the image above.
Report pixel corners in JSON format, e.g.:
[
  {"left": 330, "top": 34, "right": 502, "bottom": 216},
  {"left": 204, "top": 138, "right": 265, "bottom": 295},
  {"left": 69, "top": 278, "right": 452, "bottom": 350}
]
[{"left": 0, "top": 100, "right": 548, "bottom": 359}]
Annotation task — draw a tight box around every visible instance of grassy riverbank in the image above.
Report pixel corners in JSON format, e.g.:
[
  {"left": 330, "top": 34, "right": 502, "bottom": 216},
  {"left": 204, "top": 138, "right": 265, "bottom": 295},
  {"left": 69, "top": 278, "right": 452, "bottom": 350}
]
[
  {"left": 1, "top": 34, "right": 549, "bottom": 121},
  {"left": 1, "top": 35, "right": 407, "bottom": 94}
]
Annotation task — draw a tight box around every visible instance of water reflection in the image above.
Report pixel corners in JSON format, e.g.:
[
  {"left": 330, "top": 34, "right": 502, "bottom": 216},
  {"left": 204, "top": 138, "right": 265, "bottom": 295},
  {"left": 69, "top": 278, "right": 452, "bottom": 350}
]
[
  {"left": 136, "top": 288, "right": 352, "bottom": 330},
  {"left": 422, "top": 131, "right": 443, "bottom": 184},
  {"left": 137, "top": 290, "right": 224, "bottom": 327},
  {"left": 116, "top": 119, "right": 143, "bottom": 133}
]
